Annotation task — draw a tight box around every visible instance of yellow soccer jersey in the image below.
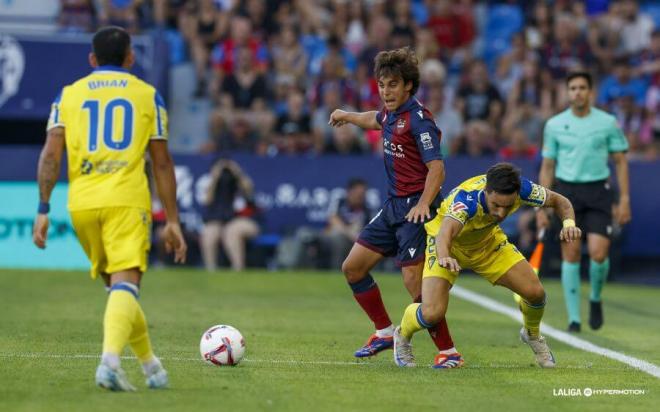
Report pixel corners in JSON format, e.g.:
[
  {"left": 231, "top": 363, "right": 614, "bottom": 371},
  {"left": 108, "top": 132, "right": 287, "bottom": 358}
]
[
  {"left": 425, "top": 175, "right": 547, "bottom": 247},
  {"left": 46, "top": 66, "right": 168, "bottom": 211}
]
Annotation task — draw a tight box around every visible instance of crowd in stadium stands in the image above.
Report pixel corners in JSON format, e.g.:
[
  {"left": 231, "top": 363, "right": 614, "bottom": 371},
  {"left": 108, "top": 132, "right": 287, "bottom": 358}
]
[{"left": 59, "top": 0, "right": 659, "bottom": 161}]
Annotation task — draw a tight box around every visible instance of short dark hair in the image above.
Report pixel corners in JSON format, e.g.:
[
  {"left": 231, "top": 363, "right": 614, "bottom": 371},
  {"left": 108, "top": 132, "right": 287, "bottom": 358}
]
[
  {"left": 92, "top": 26, "right": 131, "bottom": 66},
  {"left": 347, "top": 178, "right": 367, "bottom": 190},
  {"left": 374, "top": 47, "right": 420, "bottom": 96},
  {"left": 485, "top": 163, "right": 521, "bottom": 195},
  {"left": 566, "top": 71, "right": 592, "bottom": 89}
]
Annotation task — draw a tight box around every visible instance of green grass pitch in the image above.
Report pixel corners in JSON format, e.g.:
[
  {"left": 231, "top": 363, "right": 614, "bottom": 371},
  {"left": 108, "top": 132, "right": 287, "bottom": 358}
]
[{"left": 1, "top": 269, "right": 658, "bottom": 411}]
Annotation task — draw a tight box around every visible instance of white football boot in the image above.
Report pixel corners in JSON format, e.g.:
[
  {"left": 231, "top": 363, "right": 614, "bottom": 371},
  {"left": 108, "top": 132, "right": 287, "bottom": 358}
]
[
  {"left": 95, "top": 363, "right": 137, "bottom": 391},
  {"left": 520, "top": 327, "right": 556, "bottom": 368},
  {"left": 393, "top": 326, "right": 416, "bottom": 367}
]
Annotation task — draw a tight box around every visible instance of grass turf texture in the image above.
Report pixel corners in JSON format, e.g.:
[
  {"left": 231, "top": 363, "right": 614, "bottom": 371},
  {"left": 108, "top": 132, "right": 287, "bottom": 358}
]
[{"left": 1, "top": 269, "right": 658, "bottom": 412}]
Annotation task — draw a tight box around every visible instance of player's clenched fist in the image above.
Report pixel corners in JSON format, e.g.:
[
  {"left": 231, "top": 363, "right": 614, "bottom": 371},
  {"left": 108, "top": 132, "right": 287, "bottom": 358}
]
[
  {"left": 559, "top": 225, "right": 582, "bottom": 242},
  {"left": 328, "top": 109, "right": 348, "bottom": 127},
  {"left": 438, "top": 256, "right": 461, "bottom": 273}
]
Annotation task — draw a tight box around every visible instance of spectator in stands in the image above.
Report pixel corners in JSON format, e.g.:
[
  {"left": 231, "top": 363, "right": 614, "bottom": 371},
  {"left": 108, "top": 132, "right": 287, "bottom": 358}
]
[
  {"left": 455, "top": 60, "right": 504, "bottom": 128},
  {"left": 494, "top": 33, "right": 537, "bottom": 99},
  {"left": 312, "top": 84, "right": 354, "bottom": 152},
  {"left": 452, "top": 120, "right": 497, "bottom": 157},
  {"left": 210, "top": 15, "right": 268, "bottom": 84},
  {"left": 426, "top": 0, "right": 475, "bottom": 61},
  {"left": 200, "top": 159, "right": 260, "bottom": 272},
  {"left": 498, "top": 127, "right": 538, "bottom": 160},
  {"left": 358, "top": 14, "right": 392, "bottom": 74},
  {"left": 597, "top": 58, "right": 647, "bottom": 111},
  {"left": 216, "top": 47, "right": 269, "bottom": 111},
  {"left": 541, "top": 15, "right": 592, "bottom": 81},
  {"left": 271, "top": 25, "right": 308, "bottom": 89},
  {"left": 620, "top": 0, "right": 656, "bottom": 56},
  {"left": 58, "top": 0, "right": 95, "bottom": 33},
  {"left": 525, "top": 2, "right": 553, "bottom": 50},
  {"left": 319, "top": 178, "right": 375, "bottom": 269},
  {"left": 507, "top": 59, "right": 556, "bottom": 120},
  {"left": 99, "top": 0, "right": 140, "bottom": 33},
  {"left": 324, "top": 125, "right": 367, "bottom": 155},
  {"left": 309, "top": 36, "right": 357, "bottom": 110},
  {"left": 272, "top": 90, "right": 313, "bottom": 155},
  {"left": 188, "top": 0, "right": 228, "bottom": 97},
  {"left": 202, "top": 115, "right": 260, "bottom": 154},
  {"left": 612, "top": 93, "right": 654, "bottom": 160},
  {"left": 426, "top": 85, "right": 463, "bottom": 157}
]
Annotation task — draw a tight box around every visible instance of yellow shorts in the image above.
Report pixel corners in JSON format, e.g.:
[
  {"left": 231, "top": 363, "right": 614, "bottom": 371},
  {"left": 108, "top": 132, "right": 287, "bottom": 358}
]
[
  {"left": 70, "top": 207, "right": 151, "bottom": 279},
  {"left": 423, "top": 229, "right": 525, "bottom": 285}
]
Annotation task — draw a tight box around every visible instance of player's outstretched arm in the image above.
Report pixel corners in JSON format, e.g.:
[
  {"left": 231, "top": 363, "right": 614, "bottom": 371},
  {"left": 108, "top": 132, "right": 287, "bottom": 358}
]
[
  {"left": 328, "top": 110, "right": 381, "bottom": 130},
  {"left": 148, "top": 140, "right": 188, "bottom": 263},
  {"left": 33, "top": 127, "right": 65, "bottom": 249},
  {"left": 542, "top": 189, "right": 582, "bottom": 242},
  {"left": 435, "top": 216, "right": 463, "bottom": 272}
]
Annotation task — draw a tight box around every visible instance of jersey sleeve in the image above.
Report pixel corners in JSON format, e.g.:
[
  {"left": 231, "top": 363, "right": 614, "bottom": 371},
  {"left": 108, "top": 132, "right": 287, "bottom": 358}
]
[
  {"left": 411, "top": 111, "right": 443, "bottom": 163},
  {"left": 375, "top": 109, "right": 387, "bottom": 127},
  {"left": 519, "top": 177, "right": 547, "bottom": 207},
  {"left": 541, "top": 120, "right": 557, "bottom": 159},
  {"left": 151, "top": 91, "right": 168, "bottom": 140},
  {"left": 46, "top": 89, "right": 65, "bottom": 131},
  {"left": 606, "top": 116, "right": 629, "bottom": 153},
  {"left": 444, "top": 190, "right": 478, "bottom": 225}
]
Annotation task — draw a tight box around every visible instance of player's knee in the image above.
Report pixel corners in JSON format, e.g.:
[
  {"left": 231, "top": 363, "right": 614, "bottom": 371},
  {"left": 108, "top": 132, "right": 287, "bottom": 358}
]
[
  {"left": 421, "top": 301, "right": 445, "bottom": 325},
  {"left": 590, "top": 251, "right": 608, "bottom": 263},
  {"left": 341, "top": 258, "right": 364, "bottom": 283},
  {"left": 523, "top": 283, "right": 546, "bottom": 305}
]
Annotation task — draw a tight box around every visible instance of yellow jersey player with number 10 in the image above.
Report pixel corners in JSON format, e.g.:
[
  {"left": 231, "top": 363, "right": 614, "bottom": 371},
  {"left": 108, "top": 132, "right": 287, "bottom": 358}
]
[{"left": 33, "top": 26, "right": 187, "bottom": 392}]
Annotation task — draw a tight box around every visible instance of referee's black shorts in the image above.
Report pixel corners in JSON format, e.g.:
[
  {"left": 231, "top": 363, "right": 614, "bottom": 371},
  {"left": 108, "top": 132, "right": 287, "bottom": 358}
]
[{"left": 553, "top": 179, "right": 613, "bottom": 238}]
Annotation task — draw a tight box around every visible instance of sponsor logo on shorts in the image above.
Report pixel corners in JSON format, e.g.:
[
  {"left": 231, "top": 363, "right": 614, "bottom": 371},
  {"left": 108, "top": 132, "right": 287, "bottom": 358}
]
[
  {"left": 428, "top": 256, "right": 436, "bottom": 269},
  {"left": 408, "top": 247, "right": 417, "bottom": 258}
]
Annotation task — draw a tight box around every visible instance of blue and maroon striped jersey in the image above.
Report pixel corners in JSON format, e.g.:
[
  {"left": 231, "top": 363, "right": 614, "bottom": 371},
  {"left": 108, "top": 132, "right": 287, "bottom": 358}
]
[{"left": 376, "top": 97, "right": 443, "bottom": 197}]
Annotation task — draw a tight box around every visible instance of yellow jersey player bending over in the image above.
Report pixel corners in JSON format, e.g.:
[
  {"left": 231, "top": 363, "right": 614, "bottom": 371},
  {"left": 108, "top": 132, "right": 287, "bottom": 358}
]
[{"left": 393, "top": 163, "right": 581, "bottom": 369}]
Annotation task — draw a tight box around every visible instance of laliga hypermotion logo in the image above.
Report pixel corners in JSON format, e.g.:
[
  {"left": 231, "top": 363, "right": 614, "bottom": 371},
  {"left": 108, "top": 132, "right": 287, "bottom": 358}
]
[{"left": 0, "top": 34, "right": 25, "bottom": 109}]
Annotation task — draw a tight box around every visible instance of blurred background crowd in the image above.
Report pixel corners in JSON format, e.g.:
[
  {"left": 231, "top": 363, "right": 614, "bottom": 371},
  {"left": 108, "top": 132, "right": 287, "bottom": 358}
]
[{"left": 57, "top": 0, "right": 659, "bottom": 160}]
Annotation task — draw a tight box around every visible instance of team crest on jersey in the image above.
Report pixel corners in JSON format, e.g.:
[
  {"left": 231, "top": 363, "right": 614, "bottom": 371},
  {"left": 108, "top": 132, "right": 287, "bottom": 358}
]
[{"left": 397, "top": 118, "right": 406, "bottom": 129}]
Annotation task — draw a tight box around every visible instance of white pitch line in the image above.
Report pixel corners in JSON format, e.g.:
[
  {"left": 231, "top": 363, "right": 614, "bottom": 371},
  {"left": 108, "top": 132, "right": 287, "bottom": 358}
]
[
  {"left": 451, "top": 285, "right": 660, "bottom": 379},
  {"left": 0, "top": 353, "right": 615, "bottom": 370}
]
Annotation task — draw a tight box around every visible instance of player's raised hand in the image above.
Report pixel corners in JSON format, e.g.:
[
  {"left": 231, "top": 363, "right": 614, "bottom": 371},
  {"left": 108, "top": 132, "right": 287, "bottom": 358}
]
[
  {"left": 438, "top": 256, "right": 461, "bottom": 273},
  {"left": 405, "top": 202, "right": 431, "bottom": 223},
  {"left": 32, "top": 214, "right": 49, "bottom": 249},
  {"left": 328, "top": 109, "right": 348, "bottom": 127},
  {"left": 162, "top": 222, "right": 188, "bottom": 264},
  {"left": 559, "top": 225, "right": 582, "bottom": 242}
]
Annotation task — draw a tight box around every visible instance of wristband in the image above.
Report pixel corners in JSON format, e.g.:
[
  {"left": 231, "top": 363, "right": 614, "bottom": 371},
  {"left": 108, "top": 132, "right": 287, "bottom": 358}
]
[
  {"left": 38, "top": 202, "right": 50, "bottom": 214},
  {"left": 562, "top": 219, "right": 575, "bottom": 228}
]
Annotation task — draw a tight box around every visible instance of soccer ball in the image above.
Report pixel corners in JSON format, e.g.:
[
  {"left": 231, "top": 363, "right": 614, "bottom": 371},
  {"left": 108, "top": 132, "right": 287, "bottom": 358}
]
[{"left": 199, "top": 325, "right": 246, "bottom": 366}]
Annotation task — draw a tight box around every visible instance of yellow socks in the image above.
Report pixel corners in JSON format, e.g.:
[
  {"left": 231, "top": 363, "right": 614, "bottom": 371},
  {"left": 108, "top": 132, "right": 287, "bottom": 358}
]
[
  {"left": 521, "top": 297, "right": 545, "bottom": 338},
  {"left": 103, "top": 283, "right": 139, "bottom": 356},
  {"left": 129, "top": 303, "right": 154, "bottom": 363},
  {"left": 400, "top": 303, "right": 432, "bottom": 340}
]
